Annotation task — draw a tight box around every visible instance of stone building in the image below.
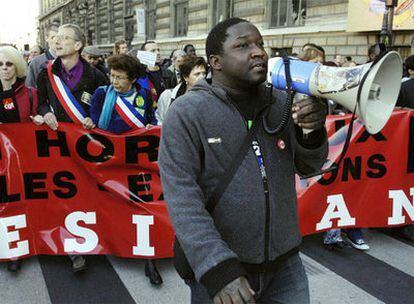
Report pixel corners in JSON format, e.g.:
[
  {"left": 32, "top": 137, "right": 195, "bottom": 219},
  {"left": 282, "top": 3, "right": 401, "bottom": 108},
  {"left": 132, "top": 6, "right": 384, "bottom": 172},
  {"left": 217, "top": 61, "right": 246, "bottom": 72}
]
[{"left": 38, "top": 0, "right": 414, "bottom": 63}]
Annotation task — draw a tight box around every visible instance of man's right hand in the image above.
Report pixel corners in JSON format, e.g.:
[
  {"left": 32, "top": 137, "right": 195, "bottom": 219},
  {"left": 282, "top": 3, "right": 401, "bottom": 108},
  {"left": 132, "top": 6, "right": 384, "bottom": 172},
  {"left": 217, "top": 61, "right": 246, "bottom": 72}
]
[
  {"left": 213, "top": 277, "right": 256, "bottom": 304},
  {"left": 43, "top": 112, "right": 59, "bottom": 131}
]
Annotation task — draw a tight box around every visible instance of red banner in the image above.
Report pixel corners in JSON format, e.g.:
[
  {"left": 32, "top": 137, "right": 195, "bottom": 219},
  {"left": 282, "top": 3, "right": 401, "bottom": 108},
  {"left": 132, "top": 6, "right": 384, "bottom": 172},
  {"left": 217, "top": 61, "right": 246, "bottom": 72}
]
[
  {"left": 0, "top": 124, "right": 173, "bottom": 260},
  {"left": 298, "top": 109, "right": 414, "bottom": 235},
  {"left": 0, "top": 110, "right": 413, "bottom": 261}
]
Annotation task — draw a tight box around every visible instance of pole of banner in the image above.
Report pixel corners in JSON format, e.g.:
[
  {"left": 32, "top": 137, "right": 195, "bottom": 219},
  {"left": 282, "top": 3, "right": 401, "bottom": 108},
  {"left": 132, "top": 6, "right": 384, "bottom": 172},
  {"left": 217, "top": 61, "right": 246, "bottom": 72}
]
[{"left": 380, "top": 0, "right": 398, "bottom": 49}]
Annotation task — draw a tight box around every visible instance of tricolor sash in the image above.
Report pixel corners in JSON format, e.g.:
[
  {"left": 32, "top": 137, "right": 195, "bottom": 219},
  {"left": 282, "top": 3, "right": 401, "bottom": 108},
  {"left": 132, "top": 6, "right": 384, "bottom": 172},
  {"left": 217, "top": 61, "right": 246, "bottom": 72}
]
[
  {"left": 114, "top": 95, "right": 146, "bottom": 129},
  {"left": 47, "top": 60, "right": 87, "bottom": 124}
]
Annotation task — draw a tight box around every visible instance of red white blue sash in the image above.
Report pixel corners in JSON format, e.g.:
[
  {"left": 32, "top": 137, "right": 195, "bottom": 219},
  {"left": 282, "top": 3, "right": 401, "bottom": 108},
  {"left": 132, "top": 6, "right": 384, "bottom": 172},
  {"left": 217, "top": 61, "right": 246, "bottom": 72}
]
[
  {"left": 47, "top": 61, "right": 87, "bottom": 124},
  {"left": 114, "top": 95, "right": 146, "bottom": 129}
]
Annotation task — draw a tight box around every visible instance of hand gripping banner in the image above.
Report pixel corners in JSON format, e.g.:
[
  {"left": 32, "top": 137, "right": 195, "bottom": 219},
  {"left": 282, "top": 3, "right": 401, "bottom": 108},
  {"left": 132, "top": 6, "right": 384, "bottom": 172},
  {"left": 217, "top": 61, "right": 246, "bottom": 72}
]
[
  {"left": 0, "top": 110, "right": 413, "bottom": 261},
  {"left": 0, "top": 124, "right": 173, "bottom": 261}
]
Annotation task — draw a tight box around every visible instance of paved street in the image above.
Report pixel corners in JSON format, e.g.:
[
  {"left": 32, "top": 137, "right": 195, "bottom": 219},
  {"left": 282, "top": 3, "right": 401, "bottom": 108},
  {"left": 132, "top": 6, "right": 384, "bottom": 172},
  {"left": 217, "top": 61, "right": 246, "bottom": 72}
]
[{"left": 0, "top": 229, "right": 413, "bottom": 304}]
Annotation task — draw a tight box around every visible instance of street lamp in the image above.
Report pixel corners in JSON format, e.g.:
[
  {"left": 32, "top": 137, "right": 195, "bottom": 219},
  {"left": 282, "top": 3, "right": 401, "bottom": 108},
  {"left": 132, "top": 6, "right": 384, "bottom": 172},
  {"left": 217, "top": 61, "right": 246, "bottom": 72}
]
[{"left": 379, "top": 0, "right": 399, "bottom": 49}]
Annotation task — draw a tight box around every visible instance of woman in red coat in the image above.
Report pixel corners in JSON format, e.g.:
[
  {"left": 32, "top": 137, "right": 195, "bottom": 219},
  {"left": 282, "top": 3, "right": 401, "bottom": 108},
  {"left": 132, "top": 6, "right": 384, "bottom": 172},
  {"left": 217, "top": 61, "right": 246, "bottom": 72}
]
[
  {"left": 0, "top": 45, "right": 41, "bottom": 272},
  {"left": 0, "top": 45, "right": 39, "bottom": 123}
]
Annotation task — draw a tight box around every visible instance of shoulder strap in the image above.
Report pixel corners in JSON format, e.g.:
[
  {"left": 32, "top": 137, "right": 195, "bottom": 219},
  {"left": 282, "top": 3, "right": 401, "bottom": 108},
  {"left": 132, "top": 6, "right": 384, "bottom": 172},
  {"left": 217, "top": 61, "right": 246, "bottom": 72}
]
[{"left": 205, "top": 110, "right": 265, "bottom": 213}]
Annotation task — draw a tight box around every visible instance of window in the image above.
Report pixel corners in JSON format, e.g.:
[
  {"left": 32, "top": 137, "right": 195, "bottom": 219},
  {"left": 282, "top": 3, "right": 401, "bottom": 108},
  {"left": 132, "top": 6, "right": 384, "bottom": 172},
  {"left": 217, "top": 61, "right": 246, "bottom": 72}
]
[
  {"left": 146, "top": 9, "right": 156, "bottom": 40},
  {"left": 175, "top": 1, "right": 188, "bottom": 37},
  {"left": 270, "top": 0, "right": 306, "bottom": 28},
  {"left": 145, "top": 0, "right": 156, "bottom": 40},
  {"left": 125, "top": 0, "right": 133, "bottom": 16},
  {"left": 212, "top": 0, "right": 233, "bottom": 26},
  {"left": 125, "top": 19, "right": 135, "bottom": 43}
]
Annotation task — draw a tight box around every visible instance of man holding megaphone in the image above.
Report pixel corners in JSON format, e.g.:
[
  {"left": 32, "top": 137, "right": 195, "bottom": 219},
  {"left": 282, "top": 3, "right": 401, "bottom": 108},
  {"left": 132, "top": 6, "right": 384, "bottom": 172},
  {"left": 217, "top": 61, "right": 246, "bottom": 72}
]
[{"left": 159, "top": 18, "right": 328, "bottom": 304}]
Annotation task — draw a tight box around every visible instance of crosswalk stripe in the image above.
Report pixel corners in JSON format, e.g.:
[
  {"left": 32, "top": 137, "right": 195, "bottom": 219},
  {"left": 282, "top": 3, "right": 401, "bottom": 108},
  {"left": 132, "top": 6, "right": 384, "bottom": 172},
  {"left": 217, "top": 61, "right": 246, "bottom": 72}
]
[
  {"left": 0, "top": 256, "right": 51, "bottom": 304},
  {"left": 1, "top": 229, "right": 413, "bottom": 304},
  {"left": 38, "top": 255, "right": 135, "bottom": 304},
  {"left": 363, "top": 229, "right": 414, "bottom": 277},
  {"left": 301, "top": 253, "right": 384, "bottom": 304},
  {"left": 301, "top": 233, "right": 414, "bottom": 304},
  {"left": 107, "top": 257, "right": 189, "bottom": 304}
]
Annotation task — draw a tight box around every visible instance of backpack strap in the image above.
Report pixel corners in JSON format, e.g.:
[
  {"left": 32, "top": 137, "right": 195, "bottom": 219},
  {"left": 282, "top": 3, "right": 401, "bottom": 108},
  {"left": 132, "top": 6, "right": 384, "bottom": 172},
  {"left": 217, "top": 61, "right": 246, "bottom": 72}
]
[{"left": 205, "top": 108, "right": 267, "bottom": 213}]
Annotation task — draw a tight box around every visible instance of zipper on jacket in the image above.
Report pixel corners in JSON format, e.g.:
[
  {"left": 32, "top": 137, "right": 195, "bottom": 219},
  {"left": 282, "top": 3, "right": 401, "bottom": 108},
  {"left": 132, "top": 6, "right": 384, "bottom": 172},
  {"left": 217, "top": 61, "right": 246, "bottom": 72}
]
[
  {"left": 230, "top": 97, "right": 271, "bottom": 268},
  {"left": 252, "top": 138, "right": 270, "bottom": 271},
  {"left": 263, "top": 175, "right": 270, "bottom": 271}
]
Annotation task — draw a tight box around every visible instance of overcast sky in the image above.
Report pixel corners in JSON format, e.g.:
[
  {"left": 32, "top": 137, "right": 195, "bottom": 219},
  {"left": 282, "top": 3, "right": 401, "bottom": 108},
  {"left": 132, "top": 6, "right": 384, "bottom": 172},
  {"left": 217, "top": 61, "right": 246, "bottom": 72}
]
[{"left": 0, "top": 0, "right": 39, "bottom": 49}]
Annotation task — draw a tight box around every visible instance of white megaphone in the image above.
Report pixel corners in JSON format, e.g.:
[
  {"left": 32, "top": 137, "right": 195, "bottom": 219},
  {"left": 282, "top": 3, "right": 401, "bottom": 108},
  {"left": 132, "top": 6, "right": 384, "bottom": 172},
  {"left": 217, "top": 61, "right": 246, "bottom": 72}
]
[{"left": 267, "top": 51, "right": 403, "bottom": 134}]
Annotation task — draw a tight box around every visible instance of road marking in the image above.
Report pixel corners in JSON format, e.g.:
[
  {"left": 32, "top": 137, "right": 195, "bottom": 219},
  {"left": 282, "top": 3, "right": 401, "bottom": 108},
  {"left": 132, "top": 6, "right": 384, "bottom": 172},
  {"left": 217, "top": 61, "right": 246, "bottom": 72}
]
[
  {"left": 301, "top": 233, "right": 414, "bottom": 304},
  {"left": 38, "top": 255, "right": 135, "bottom": 304},
  {"left": 0, "top": 256, "right": 51, "bottom": 304}
]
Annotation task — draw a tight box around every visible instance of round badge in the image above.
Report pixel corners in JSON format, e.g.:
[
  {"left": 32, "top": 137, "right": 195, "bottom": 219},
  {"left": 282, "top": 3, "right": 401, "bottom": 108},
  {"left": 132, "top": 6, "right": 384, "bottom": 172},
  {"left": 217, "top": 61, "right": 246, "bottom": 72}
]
[
  {"left": 277, "top": 139, "right": 285, "bottom": 150},
  {"left": 135, "top": 96, "right": 145, "bottom": 107}
]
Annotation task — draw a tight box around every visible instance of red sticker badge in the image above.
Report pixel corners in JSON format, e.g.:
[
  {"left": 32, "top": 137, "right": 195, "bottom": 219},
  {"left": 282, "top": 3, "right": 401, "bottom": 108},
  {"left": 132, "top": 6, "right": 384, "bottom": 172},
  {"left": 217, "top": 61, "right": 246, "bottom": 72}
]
[
  {"left": 277, "top": 139, "right": 285, "bottom": 150},
  {"left": 3, "top": 98, "right": 15, "bottom": 110}
]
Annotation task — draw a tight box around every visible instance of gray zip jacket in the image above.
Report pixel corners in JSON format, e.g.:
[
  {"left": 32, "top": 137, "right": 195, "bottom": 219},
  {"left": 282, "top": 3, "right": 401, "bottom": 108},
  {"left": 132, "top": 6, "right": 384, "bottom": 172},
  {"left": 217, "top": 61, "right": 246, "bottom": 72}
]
[{"left": 158, "top": 79, "right": 328, "bottom": 296}]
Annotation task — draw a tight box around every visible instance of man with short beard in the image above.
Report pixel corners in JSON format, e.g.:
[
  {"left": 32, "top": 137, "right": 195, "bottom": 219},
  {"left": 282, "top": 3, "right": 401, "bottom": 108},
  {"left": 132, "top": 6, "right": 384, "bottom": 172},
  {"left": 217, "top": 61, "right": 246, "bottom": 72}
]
[{"left": 159, "top": 18, "right": 328, "bottom": 304}]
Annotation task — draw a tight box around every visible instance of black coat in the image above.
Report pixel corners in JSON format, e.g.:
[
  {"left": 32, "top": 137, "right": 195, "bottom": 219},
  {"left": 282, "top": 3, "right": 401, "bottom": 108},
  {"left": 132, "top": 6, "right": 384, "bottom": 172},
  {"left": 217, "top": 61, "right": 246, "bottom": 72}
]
[
  {"left": 37, "top": 56, "right": 108, "bottom": 122},
  {"left": 396, "top": 78, "right": 414, "bottom": 109}
]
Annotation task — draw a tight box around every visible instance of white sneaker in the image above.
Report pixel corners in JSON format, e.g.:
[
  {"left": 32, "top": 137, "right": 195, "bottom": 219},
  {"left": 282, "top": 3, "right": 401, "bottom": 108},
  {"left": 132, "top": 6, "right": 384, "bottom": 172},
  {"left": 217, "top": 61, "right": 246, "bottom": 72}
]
[{"left": 347, "top": 237, "right": 370, "bottom": 251}]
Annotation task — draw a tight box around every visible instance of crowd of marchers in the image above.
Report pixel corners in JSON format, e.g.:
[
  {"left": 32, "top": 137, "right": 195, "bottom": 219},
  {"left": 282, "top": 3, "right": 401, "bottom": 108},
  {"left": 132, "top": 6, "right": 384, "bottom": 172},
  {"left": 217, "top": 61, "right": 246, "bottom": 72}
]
[{"left": 0, "top": 18, "right": 413, "bottom": 304}]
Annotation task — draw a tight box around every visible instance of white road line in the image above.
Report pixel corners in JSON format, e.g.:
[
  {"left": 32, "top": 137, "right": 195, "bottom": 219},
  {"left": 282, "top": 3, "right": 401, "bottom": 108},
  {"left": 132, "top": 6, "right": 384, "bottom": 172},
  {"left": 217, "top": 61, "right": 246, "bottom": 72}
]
[
  {"left": 0, "top": 256, "right": 51, "bottom": 304},
  {"left": 301, "top": 253, "right": 385, "bottom": 304},
  {"left": 107, "top": 256, "right": 189, "bottom": 304},
  {"left": 362, "top": 229, "right": 414, "bottom": 277}
]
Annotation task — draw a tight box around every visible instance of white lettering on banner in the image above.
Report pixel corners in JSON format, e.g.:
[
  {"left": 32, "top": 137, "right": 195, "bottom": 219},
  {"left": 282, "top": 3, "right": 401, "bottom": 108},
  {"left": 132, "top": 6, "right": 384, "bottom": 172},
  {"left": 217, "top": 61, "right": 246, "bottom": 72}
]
[
  {"left": 132, "top": 215, "right": 155, "bottom": 256},
  {"left": 64, "top": 212, "right": 98, "bottom": 253},
  {"left": 316, "top": 194, "right": 356, "bottom": 230},
  {"left": 388, "top": 188, "right": 414, "bottom": 225},
  {"left": 0, "top": 215, "right": 29, "bottom": 258}
]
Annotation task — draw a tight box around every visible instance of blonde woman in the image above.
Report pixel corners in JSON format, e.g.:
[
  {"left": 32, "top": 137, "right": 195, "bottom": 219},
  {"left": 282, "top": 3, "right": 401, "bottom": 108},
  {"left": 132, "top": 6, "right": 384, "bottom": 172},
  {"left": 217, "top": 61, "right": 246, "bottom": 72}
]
[
  {"left": 0, "top": 45, "right": 39, "bottom": 124},
  {"left": 0, "top": 45, "right": 40, "bottom": 272}
]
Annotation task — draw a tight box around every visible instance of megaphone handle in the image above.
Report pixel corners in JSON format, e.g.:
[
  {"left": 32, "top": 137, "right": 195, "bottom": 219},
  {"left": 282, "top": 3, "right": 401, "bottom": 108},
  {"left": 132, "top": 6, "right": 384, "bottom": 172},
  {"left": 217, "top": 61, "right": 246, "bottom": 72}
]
[{"left": 293, "top": 93, "right": 315, "bottom": 135}]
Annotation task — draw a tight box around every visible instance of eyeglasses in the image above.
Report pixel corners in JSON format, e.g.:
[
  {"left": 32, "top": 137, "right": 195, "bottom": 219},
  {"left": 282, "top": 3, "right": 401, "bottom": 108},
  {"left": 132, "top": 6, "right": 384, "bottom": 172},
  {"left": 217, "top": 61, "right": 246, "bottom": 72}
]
[
  {"left": 54, "top": 35, "right": 77, "bottom": 41},
  {"left": 0, "top": 61, "right": 13, "bottom": 67},
  {"left": 110, "top": 74, "right": 129, "bottom": 81}
]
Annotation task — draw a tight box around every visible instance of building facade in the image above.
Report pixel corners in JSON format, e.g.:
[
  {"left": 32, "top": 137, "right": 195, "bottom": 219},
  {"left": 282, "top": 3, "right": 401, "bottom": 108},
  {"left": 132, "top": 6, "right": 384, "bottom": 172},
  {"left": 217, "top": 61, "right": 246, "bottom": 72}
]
[{"left": 38, "top": 0, "right": 414, "bottom": 63}]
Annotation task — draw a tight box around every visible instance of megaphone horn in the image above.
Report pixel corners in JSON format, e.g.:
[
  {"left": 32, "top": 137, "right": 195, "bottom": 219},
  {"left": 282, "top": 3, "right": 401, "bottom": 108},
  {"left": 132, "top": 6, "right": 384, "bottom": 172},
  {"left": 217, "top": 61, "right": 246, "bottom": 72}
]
[{"left": 267, "top": 51, "right": 403, "bottom": 134}]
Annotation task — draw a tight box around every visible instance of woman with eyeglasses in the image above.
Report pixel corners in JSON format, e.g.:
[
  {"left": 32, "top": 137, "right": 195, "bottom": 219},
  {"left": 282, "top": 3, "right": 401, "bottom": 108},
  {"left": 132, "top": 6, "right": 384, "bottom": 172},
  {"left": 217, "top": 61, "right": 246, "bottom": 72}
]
[
  {"left": 0, "top": 46, "right": 41, "bottom": 125},
  {"left": 89, "top": 54, "right": 161, "bottom": 285},
  {"left": 0, "top": 45, "right": 41, "bottom": 272},
  {"left": 89, "top": 54, "right": 157, "bottom": 133}
]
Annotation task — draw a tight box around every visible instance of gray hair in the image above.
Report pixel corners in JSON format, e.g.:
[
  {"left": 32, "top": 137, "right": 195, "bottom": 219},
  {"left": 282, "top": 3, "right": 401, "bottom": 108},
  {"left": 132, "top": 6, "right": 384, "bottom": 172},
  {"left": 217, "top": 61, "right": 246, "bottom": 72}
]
[
  {"left": 172, "top": 50, "right": 186, "bottom": 61},
  {"left": 59, "top": 24, "right": 86, "bottom": 53}
]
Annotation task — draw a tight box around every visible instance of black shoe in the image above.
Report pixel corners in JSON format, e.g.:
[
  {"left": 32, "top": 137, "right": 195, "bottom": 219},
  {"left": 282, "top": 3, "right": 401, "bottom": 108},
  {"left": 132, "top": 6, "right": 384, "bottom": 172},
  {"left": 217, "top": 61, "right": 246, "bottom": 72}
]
[
  {"left": 72, "top": 255, "right": 87, "bottom": 273},
  {"left": 145, "top": 260, "right": 163, "bottom": 285},
  {"left": 7, "top": 260, "right": 22, "bottom": 272},
  {"left": 324, "top": 241, "right": 347, "bottom": 251}
]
